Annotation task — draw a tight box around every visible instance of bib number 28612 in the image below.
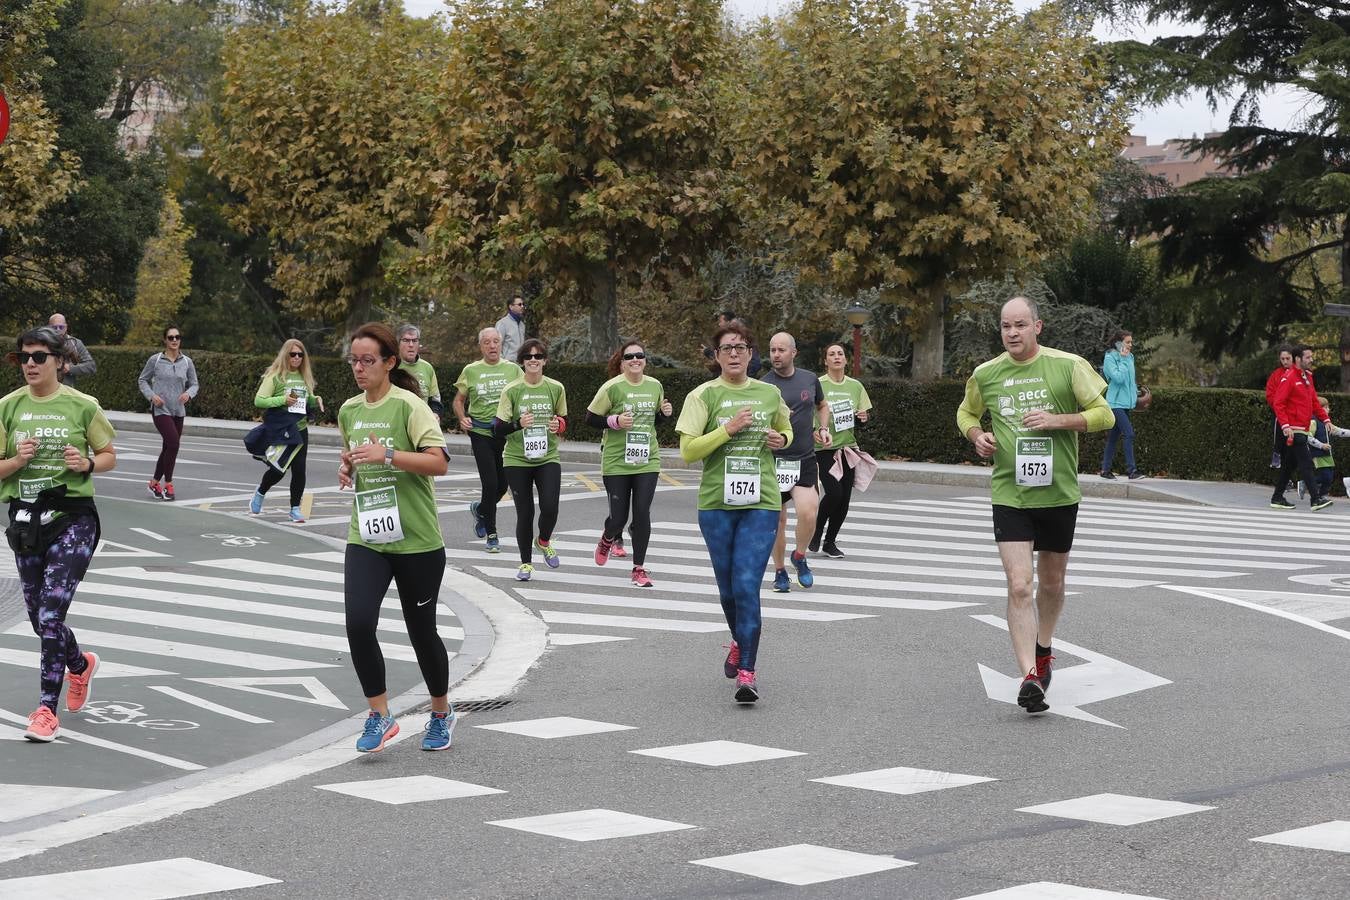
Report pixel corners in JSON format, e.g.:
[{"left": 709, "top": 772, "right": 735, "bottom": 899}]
[
  {"left": 356, "top": 486, "right": 405, "bottom": 544},
  {"left": 523, "top": 426, "right": 549, "bottom": 460}
]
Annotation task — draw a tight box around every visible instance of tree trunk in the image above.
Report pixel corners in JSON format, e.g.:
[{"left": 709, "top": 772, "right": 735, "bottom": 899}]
[
  {"left": 586, "top": 264, "right": 619, "bottom": 362},
  {"left": 341, "top": 243, "right": 382, "bottom": 346},
  {"left": 909, "top": 282, "right": 946, "bottom": 380},
  {"left": 1341, "top": 222, "right": 1350, "bottom": 392}
]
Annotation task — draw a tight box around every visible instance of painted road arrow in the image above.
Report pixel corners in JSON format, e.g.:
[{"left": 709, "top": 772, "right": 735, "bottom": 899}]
[{"left": 974, "top": 614, "right": 1171, "bottom": 728}]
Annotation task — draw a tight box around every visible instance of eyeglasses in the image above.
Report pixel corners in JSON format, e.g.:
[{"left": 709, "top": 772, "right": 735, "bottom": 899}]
[
  {"left": 718, "top": 344, "right": 750, "bottom": 355},
  {"left": 289, "top": 351, "right": 305, "bottom": 358},
  {"left": 50, "top": 324, "right": 67, "bottom": 332},
  {"left": 345, "top": 355, "right": 381, "bottom": 368},
  {"left": 17, "top": 351, "right": 54, "bottom": 365},
  {"left": 399, "top": 338, "right": 419, "bottom": 344},
  {"left": 622, "top": 352, "right": 646, "bottom": 361},
  {"left": 166, "top": 335, "right": 182, "bottom": 341},
  {"left": 522, "top": 353, "right": 547, "bottom": 361}
]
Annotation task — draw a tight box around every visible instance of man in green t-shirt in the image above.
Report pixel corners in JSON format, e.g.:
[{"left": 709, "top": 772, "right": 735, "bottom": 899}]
[
  {"left": 956, "top": 296, "right": 1113, "bottom": 715},
  {"left": 452, "top": 327, "right": 522, "bottom": 551},
  {"left": 396, "top": 324, "right": 443, "bottom": 417}
]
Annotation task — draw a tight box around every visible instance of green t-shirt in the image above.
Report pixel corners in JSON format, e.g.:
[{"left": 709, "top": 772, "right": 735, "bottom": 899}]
[
  {"left": 956, "top": 346, "right": 1111, "bottom": 509},
  {"left": 497, "top": 376, "right": 568, "bottom": 467},
  {"left": 454, "top": 359, "right": 522, "bottom": 436},
  {"left": 255, "top": 371, "right": 320, "bottom": 430},
  {"left": 588, "top": 374, "right": 664, "bottom": 476},
  {"left": 398, "top": 358, "right": 440, "bottom": 404},
  {"left": 0, "top": 385, "right": 115, "bottom": 502},
  {"left": 676, "top": 377, "right": 792, "bottom": 511},
  {"left": 815, "top": 375, "right": 873, "bottom": 451},
  {"left": 338, "top": 385, "right": 446, "bottom": 553}
]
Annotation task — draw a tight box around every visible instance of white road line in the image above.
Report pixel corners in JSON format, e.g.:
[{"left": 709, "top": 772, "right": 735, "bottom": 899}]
[
  {"left": 3, "top": 627, "right": 337, "bottom": 671},
  {"left": 516, "top": 589, "right": 872, "bottom": 622},
  {"left": 539, "top": 611, "right": 727, "bottom": 632},
  {"left": 0, "top": 708, "right": 205, "bottom": 772},
  {"left": 0, "top": 647, "right": 173, "bottom": 678},
  {"left": 146, "top": 685, "right": 273, "bottom": 724},
  {"left": 0, "top": 858, "right": 279, "bottom": 899},
  {"left": 1162, "top": 584, "right": 1350, "bottom": 643},
  {"left": 91, "top": 566, "right": 353, "bottom": 603},
  {"left": 127, "top": 527, "right": 171, "bottom": 542},
  {"left": 291, "top": 551, "right": 346, "bottom": 563},
  {"left": 187, "top": 676, "right": 347, "bottom": 709},
  {"left": 191, "top": 556, "right": 344, "bottom": 584}
]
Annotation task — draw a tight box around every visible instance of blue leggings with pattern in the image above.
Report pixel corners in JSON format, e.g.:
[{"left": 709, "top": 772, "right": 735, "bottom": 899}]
[
  {"left": 697, "top": 508, "right": 779, "bottom": 672},
  {"left": 16, "top": 516, "right": 97, "bottom": 712}
]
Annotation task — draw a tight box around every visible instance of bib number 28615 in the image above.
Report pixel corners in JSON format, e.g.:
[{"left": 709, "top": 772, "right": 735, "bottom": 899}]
[{"left": 356, "top": 486, "right": 405, "bottom": 544}]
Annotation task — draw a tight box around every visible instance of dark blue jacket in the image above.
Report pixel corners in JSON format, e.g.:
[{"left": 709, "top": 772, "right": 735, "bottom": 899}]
[{"left": 243, "top": 407, "right": 305, "bottom": 458}]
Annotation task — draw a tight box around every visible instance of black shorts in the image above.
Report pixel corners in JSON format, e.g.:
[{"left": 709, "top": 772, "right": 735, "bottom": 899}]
[
  {"left": 991, "top": 503, "right": 1078, "bottom": 553},
  {"left": 779, "top": 455, "right": 819, "bottom": 504}
]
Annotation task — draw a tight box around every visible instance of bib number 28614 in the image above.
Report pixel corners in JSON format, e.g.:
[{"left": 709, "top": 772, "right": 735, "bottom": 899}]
[
  {"left": 356, "top": 486, "right": 405, "bottom": 544},
  {"left": 1015, "top": 437, "right": 1053, "bottom": 488}
]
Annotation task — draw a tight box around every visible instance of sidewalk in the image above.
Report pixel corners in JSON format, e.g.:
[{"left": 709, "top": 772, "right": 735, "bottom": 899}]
[{"left": 106, "top": 410, "right": 1315, "bottom": 511}]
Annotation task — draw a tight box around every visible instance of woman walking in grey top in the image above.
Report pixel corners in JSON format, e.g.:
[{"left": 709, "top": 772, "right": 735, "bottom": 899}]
[{"left": 137, "top": 324, "right": 198, "bottom": 500}]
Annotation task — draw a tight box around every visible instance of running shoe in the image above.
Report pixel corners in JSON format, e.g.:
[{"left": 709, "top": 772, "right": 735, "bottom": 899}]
[
  {"left": 1034, "top": 650, "right": 1054, "bottom": 692},
  {"left": 289, "top": 506, "right": 305, "bottom": 523},
  {"left": 486, "top": 533, "right": 500, "bottom": 553},
  {"left": 1127, "top": 472, "right": 1147, "bottom": 481},
  {"left": 1270, "top": 497, "right": 1296, "bottom": 510},
  {"left": 611, "top": 537, "right": 627, "bottom": 559},
  {"left": 23, "top": 706, "right": 59, "bottom": 742},
  {"left": 822, "top": 542, "right": 845, "bottom": 559},
  {"left": 516, "top": 563, "right": 533, "bottom": 581},
  {"left": 723, "top": 641, "right": 740, "bottom": 678},
  {"left": 470, "top": 501, "right": 486, "bottom": 538},
  {"left": 162, "top": 482, "right": 175, "bottom": 501},
  {"left": 355, "top": 710, "right": 399, "bottom": 753},
  {"left": 1017, "top": 672, "right": 1049, "bottom": 714},
  {"left": 594, "top": 535, "right": 614, "bottom": 566},
  {"left": 421, "top": 710, "right": 456, "bottom": 751},
  {"left": 734, "top": 669, "right": 759, "bottom": 704},
  {"left": 631, "top": 566, "right": 653, "bottom": 587},
  {"left": 536, "top": 538, "right": 560, "bottom": 568},
  {"left": 147, "top": 480, "right": 163, "bottom": 499},
  {"left": 773, "top": 568, "right": 791, "bottom": 592},
  {"left": 65, "top": 651, "right": 100, "bottom": 713},
  {"left": 1099, "top": 471, "right": 1116, "bottom": 480},
  {"left": 791, "top": 550, "right": 814, "bottom": 588},
  {"left": 807, "top": 537, "right": 821, "bottom": 554},
  {"left": 249, "top": 491, "right": 264, "bottom": 515},
  {"left": 1312, "top": 495, "right": 1334, "bottom": 512}
]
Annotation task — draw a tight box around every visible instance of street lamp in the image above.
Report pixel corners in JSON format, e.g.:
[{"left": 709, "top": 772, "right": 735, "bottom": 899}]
[{"left": 844, "top": 303, "right": 869, "bottom": 378}]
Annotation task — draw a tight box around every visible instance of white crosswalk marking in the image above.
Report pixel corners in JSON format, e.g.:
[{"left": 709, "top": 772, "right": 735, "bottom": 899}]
[{"left": 516, "top": 589, "right": 872, "bottom": 622}]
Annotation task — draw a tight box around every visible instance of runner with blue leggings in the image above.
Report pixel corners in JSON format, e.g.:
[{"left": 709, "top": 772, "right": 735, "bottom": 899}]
[{"left": 677, "top": 321, "right": 791, "bottom": 703}]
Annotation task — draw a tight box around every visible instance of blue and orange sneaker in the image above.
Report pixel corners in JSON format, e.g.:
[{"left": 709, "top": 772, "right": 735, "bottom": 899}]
[
  {"left": 356, "top": 710, "right": 399, "bottom": 752},
  {"left": 421, "top": 710, "right": 456, "bottom": 751},
  {"left": 791, "top": 550, "right": 814, "bottom": 588}
]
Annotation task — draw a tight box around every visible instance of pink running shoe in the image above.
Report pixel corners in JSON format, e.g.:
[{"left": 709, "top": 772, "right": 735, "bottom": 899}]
[
  {"left": 65, "top": 651, "right": 100, "bottom": 712},
  {"left": 24, "top": 706, "right": 59, "bottom": 742},
  {"left": 734, "top": 669, "right": 759, "bottom": 704},
  {"left": 594, "top": 535, "right": 613, "bottom": 566},
  {"left": 723, "top": 641, "right": 740, "bottom": 679},
  {"left": 631, "top": 566, "right": 652, "bottom": 587},
  {"left": 611, "top": 537, "right": 627, "bottom": 558}
]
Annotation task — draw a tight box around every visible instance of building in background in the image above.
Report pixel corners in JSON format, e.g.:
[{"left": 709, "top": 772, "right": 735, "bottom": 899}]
[{"left": 1121, "top": 133, "right": 1233, "bottom": 186}]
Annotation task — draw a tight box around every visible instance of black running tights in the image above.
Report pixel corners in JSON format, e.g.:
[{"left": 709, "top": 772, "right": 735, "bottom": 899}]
[
  {"left": 258, "top": 431, "right": 308, "bottom": 507},
  {"left": 468, "top": 430, "right": 507, "bottom": 534},
  {"left": 344, "top": 543, "right": 449, "bottom": 699},
  {"left": 813, "top": 449, "right": 856, "bottom": 545},
  {"left": 602, "top": 471, "right": 658, "bottom": 566},
  {"left": 505, "top": 463, "right": 561, "bottom": 564}
]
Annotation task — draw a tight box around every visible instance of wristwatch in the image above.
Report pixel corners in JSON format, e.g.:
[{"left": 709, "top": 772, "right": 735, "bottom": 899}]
[{"left": 385, "top": 447, "right": 395, "bottom": 464}]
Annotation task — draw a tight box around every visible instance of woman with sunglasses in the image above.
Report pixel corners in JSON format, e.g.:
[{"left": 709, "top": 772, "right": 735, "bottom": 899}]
[
  {"left": 249, "top": 339, "right": 323, "bottom": 522},
  {"left": 676, "top": 322, "right": 790, "bottom": 703},
  {"left": 1, "top": 327, "right": 117, "bottom": 742},
  {"left": 586, "top": 341, "right": 672, "bottom": 586},
  {"left": 494, "top": 339, "right": 567, "bottom": 582},
  {"left": 138, "top": 325, "right": 198, "bottom": 501},
  {"left": 810, "top": 343, "right": 873, "bottom": 558},
  {"left": 337, "top": 323, "right": 454, "bottom": 753}
]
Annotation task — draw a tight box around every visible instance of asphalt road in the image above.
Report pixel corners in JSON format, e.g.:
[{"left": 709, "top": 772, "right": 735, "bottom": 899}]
[{"left": 1, "top": 427, "right": 1349, "bottom": 899}]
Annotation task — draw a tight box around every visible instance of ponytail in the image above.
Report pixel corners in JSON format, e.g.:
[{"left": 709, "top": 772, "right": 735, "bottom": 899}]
[{"left": 390, "top": 367, "right": 421, "bottom": 397}]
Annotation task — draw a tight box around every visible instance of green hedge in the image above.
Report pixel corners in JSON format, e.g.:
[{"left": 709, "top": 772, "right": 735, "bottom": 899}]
[{"left": 7, "top": 344, "right": 1344, "bottom": 486}]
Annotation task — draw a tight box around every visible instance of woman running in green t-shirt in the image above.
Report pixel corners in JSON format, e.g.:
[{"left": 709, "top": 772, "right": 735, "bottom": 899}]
[
  {"left": 337, "top": 323, "right": 454, "bottom": 753},
  {"left": 249, "top": 339, "right": 323, "bottom": 522},
  {"left": 811, "top": 343, "right": 873, "bottom": 558},
  {"left": 586, "top": 340, "right": 673, "bottom": 587}
]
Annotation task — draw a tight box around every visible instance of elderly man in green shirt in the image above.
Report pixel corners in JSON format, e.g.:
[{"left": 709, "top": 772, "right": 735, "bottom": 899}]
[{"left": 956, "top": 296, "right": 1114, "bottom": 716}]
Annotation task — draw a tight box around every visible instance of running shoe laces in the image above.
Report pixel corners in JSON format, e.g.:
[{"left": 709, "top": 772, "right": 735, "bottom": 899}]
[
  {"left": 631, "top": 565, "right": 652, "bottom": 587},
  {"left": 1034, "top": 652, "right": 1054, "bottom": 691},
  {"left": 24, "top": 706, "right": 59, "bottom": 742},
  {"left": 536, "top": 539, "right": 560, "bottom": 568},
  {"left": 594, "top": 535, "right": 613, "bottom": 566}
]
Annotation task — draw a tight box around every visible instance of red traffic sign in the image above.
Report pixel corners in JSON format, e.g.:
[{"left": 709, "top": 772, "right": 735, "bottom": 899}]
[{"left": 0, "top": 92, "right": 9, "bottom": 146}]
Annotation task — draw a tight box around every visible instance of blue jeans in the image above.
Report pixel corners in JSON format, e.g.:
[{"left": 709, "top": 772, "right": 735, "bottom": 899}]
[
  {"left": 697, "top": 508, "right": 779, "bottom": 672},
  {"left": 1101, "top": 408, "right": 1136, "bottom": 475}
]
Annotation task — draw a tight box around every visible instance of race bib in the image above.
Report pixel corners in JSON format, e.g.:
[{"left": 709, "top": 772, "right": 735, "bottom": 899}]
[
  {"left": 724, "top": 456, "right": 761, "bottom": 506},
  {"left": 1015, "top": 436, "right": 1053, "bottom": 487},
  {"left": 523, "top": 425, "right": 549, "bottom": 460},
  {"left": 355, "top": 486, "right": 405, "bottom": 544},
  {"left": 830, "top": 399, "right": 854, "bottom": 433},
  {"left": 19, "top": 476, "right": 56, "bottom": 501},
  {"left": 624, "top": 431, "right": 651, "bottom": 466},
  {"left": 287, "top": 387, "right": 307, "bottom": 415},
  {"left": 775, "top": 458, "right": 801, "bottom": 491}
]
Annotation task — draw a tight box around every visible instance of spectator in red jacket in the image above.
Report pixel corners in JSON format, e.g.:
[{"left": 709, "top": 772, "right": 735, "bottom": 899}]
[
  {"left": 1272, "top": 345, "right": 1333, "bottom": 510},
  {"left": 1265, "top": 345, "right": 1294, "bottom": 470}
]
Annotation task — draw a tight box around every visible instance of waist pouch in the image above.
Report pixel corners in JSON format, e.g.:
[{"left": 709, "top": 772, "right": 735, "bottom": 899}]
[{"left": 6, "top": 486, "right": 100, "bottom": 555}]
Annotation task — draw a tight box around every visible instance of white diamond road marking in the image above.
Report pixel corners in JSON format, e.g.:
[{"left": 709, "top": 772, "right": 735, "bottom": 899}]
[
  {"left": 1251, "top": 820, "right": 1350, "bottom": 853},
  {"left": 812, "top": 766, "right": 996, "bottom": 795},
  {"left": 955, "top": 882, "right": 1169, "bottom": 899},
  {"left": 488, "top": 808, "right": 695, "bottom": 842},
  {"left": 691, "top": 843, "right": 914, "bottom": 886},
  {"left": 1017, "top": 793, "right": 1214, "bottom": 826},
  {"left": 0, "top": 857, "right": 279, "bottom": 899},
  {"left": 0, "top": 784, "right": 119, "bottom": 824},
  {"left": 316, "top": 775, "right": 505, "bottom": 805},
  {"left": 548, "top": 633, "right": 632, "bottom": 646},
  {"left": 630, "top": 740, "right": 805, "bottom": 767},
  {"left": 473, "top": 716, "right": 636, "bottom": 739}
]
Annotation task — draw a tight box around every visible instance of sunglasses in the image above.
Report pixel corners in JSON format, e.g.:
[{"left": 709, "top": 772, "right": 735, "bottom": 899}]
[
  {"left": 522, "top": 352, "right": 547, "bottom": 361},
  {"left": 289, "top": 351, "right": 305, "bottom": 358},
  {"left": 622, "top": 352, "right": 646, "bottom": 361},
  {"left": 166, "top": 335, "right": 182, "bottom": 341},
  {"left": 17, "top": 351, "right": 55, "bottom": 364}
]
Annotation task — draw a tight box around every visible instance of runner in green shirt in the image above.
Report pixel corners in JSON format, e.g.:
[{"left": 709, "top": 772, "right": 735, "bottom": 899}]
[
  {"left": 453, "top": 327, "right": 521, "bottom": 552},
  {"left": 249, "top": 339, "right": 324, "bottom": 522},
  {"left": 810, "top": 343, "right": 874, "bottom": 558},
  {"left": 396, "top": 324, "right": 443, "bottom": 417},
  {"left": 677, "top": 322, "right": 791, "bottom": 704},
  {"left": 586, "top": 340, "right": 673, "bottom": 587},
  {"left": 494, "top": 338, "right": 568, "bottom": 581},
  {"left": 1, "top": 326, "right": 117, "bottom": 742},
  {"left": 336, "top": 322, "right": 455, "bottom": 753},
  {"left": 956, "top": 295, "right": 1113, "bottom": 715}
]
